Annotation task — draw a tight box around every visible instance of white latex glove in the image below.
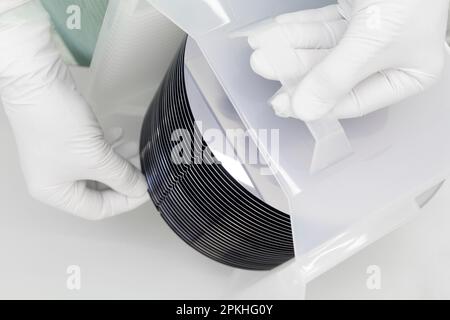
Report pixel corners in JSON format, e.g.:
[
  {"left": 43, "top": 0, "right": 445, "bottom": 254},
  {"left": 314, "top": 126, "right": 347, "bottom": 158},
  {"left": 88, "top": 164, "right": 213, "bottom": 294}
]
[
  {"left": 248, "top": 0, "right": 450, "bottom": 120},
  {"left": 0, "top": 2, "right": 149, "bottom": 220}
]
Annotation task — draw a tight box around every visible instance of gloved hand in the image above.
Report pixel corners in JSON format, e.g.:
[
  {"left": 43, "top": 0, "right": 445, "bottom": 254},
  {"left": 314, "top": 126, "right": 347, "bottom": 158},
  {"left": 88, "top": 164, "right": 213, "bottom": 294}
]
[
  {"left": 0, "top": 1, "right": 149, "bottom": 220},
  {"left": 248, "top": 0, "right": 450, "bottom": 121}
]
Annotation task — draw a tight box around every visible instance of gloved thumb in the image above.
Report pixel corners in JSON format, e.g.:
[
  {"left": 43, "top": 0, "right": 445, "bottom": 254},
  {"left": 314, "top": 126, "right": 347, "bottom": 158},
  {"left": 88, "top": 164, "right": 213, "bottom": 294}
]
[
  {"left": 92, "top": 144, "right": 149, "bottom": 199},
  {"left": 270, "top": 88, "right": 295, "bottom": 118},
  {"left": 43, "top": 182, "right": 150, "bottom": 220}
]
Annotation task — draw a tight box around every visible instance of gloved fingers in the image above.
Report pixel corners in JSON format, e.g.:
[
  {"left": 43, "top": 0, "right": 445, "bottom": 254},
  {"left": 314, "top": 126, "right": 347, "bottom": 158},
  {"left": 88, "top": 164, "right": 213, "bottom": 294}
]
[
  {"left": 276, "top": 5, "right": 343, "bottom": 24},
  {"left": 281, "top": 20, "right": 347, "bottom": 49},
  {"left": 268, "top": 69, "right": 427, "bottom": 120},
  {"left": 103, "top": 125, "right": 141, "bottom": 169},
  {"left": 91, "top": 145, "right": 148, "bottom": 198},
  {"left": 250, "top": 49, "right": 331, "bottom": 81},
  {"left": 291, "top": 36, "right": 382, "bottom": 121},
  {"left": 248, "top": 20, "right": 347, "bottom": 50},
  {"left": 295, "top": 49, "right": 331, "bottom": 71},
  {"left": 96, "top": 190, "right": 149, "bottom": 220},
  {"left": 269, "top": 88, "right": 295, "bottom": 118},
  {"left": 331, "top": 69, "right": 430, "bottom": 119},
  {"left": 60, "top": 181, "right": 149, "bottom": 220}
]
